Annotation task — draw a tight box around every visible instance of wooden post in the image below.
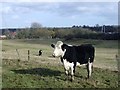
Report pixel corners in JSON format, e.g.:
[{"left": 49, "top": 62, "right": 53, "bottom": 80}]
[
  {"left": 16, "top": 49, "right": 20, "bottom": 61},
  {"left": 28, "top": 50, "right": 30, "bottom": 61},
  {"left": 116, "top": 55, "right": 120, "bottom": 72}
]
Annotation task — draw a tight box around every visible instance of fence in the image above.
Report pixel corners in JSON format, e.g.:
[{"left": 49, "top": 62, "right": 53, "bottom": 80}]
[{"left": 2, "top": 49, "right": 45, "bottom": 61}]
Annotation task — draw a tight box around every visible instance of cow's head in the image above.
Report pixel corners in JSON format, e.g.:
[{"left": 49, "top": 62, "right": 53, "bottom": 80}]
[{"left": 51, "top": 41, "right": 67, "bottom": 57}]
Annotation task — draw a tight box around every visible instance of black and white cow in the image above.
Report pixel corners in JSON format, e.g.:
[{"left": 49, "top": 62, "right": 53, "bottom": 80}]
[
  {"left": 39, "top": 50, "right": 42, "bottom": 56},
  {"left": 51, "top": 41, "right": 95, "bottom": 81}
]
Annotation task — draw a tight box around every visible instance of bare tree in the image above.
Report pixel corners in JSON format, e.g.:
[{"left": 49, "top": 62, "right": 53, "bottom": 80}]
[{"left": 30, "top": 22, "right": 42, "bottom": 29}]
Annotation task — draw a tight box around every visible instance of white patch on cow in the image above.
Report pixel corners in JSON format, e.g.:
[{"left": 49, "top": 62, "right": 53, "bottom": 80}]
[
  {"left": 53, "top": 47, "right": 63, "bottom": 57},
  {"left": 88, "top": 62, "right": 93, "bottom": 77},
  {"left": 89, "top": 63, "right": 92, "bottom": 76},
  {"left": 67, "top": 44, "right": 73, "bottom": 47},
  {"left": 76, "top": 62, "right": 87, "bottom": 66},
  {"left": 63, "top": 59, "right": 74, "bottom": 75},
  {"left": 53, "top": 41, "right": 67, "bottom": 57},
  {"left": 53, "top": 41, "right": 64, "bottom": 57}
]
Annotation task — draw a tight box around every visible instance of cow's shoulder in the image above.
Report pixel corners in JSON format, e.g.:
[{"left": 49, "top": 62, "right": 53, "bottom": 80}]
[{"left": 61, "top": 44, "right": 73, "bottom": 51}]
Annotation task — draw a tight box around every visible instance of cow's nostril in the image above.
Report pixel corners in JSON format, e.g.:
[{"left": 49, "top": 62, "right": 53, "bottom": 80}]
[{"left": 52, "top": 54, "right": 55, "bottom": 57}]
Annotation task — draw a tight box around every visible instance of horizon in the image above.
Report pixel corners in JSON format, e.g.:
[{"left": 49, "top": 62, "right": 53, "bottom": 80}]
[{"left": 0, "top": 24, "right": 118, "bottom": 29}]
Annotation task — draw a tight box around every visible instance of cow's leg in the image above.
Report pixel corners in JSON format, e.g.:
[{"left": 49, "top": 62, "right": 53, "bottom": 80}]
[
  {"left": 86, "top": 64, "right": 89, "bottom": 78},
  {"left": 89, "top": 63, "right": 92, "bottom": 77},
  {"left": 86, "top": 63, "right": 92, "bottom": 78},
  {"left": 65, "top": 70, "right": 68, "bottom": 75},
  {"left": 92, "top": 63, "right": 94, "bottom": 73},
  {"left": 70, "top": 63, "right": 76, "bottom": 81},
  {"left": 65, "top": 70, "right": 69, "bottom": 80},
  {"left": 70, "top": 66, "right": 74, "bottom": 81}
]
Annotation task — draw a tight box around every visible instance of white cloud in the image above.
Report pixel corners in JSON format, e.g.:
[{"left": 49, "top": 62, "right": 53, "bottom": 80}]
[
  {"left": 0, "top": 6, "right": 13, "bottom": 14},
  {"left": 76, "top": 6, "right": 88, "bottom": 11},
  {"left": 0, "top": 2, "right": 32, "bottom": 14},
  {"left": 0, "top": 1, "right": 118, "bottom": 28},
  {"left": 1, "top": 2, "right": 117, "bottom": 19},
  {"left": 12, "top": 15, "right": 19, "bottom": 19}
]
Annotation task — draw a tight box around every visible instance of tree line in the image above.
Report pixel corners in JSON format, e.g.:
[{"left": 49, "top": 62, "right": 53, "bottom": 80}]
[{"left": 1, "top": 24, "right": 119, "bottom": 40}]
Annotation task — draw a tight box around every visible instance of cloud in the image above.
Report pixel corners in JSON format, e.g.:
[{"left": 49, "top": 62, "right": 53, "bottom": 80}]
[
  {"left": 0, "top": 6, "right": 13, "bottom": 14},
  {"left": 48, "top": 2, "right": 118, "bottom": 20},
  {"left": 0, "top": 2, "right": 118, "bottom": 28},
  {"left": 12, "top": 15, "right": 19, "bottom": 19},
  {"left": 1, "top": 2, "right": 117, "bottom": 16},
  {"left": 1, "top": 2, "right": 117, "bottom": 22}
]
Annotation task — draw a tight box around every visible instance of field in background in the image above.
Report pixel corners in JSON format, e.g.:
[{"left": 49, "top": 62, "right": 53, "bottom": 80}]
[{"left": 2, "top": 39, "right": 119, "bottom": 88}]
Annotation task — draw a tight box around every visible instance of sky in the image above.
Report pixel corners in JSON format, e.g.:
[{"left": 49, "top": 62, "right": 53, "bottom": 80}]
[{"left": 0, "top": 0, "right": 119, "bottom": 28}]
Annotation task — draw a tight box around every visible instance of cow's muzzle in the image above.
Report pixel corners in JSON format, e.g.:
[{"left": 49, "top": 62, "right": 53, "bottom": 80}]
[{"left": 52, "top": 54, "right": 55, "bottom": 57}]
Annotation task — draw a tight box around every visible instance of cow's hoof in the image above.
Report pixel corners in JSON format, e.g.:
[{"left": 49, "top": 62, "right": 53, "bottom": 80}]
[
  {"left": 70, "top": 79, "right": 73, "bottom": 82},
  {"left": 70, "top": 77, "right": 74, "bottom": 82},
  {"left": 70, "top": 79, "right": 74, "bottom": 82}
]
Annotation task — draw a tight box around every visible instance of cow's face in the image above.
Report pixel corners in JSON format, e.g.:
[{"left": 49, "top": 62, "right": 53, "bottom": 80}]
[{"left": 51, "top": 41, "right": 66, "bottom": 57}]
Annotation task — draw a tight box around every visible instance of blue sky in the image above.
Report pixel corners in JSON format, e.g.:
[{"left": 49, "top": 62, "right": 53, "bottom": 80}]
[{"left": 0, "top": 1, "right": 118, "bottom": 28}]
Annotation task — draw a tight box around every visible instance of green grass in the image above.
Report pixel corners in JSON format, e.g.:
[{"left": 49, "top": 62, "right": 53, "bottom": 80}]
[
  {"left": 2, "top": 39, "right": 119, "bottom": 88},
  {"left": 65, "top": 38, "right": 118, "bottom": 49},
  {"left": 2, "top": 58, "right": 118, "bottom": 88}
]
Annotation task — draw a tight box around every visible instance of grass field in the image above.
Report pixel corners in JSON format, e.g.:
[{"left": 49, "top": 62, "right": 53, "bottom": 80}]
[{"left": 2, "top": 39, "right": 119, "bottom": 88}]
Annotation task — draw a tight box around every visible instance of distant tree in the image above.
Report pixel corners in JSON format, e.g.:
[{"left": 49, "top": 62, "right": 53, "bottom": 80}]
[
  {"left": 72, "top": 25, "right": 76, "bottom": 28},
  {"left": 83, "top": 25, "right": 86, "bottom": 28},
  {"left": 72, "top": 25, "right": 79, "bottom": 28},
  {"left": 30, "top": 22, "right": 42, "bottom": 29}
]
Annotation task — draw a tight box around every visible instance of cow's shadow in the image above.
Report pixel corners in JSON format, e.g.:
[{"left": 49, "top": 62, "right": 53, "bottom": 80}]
[{"left": 12, "top": 67, "right": 63, "bottom": 77}]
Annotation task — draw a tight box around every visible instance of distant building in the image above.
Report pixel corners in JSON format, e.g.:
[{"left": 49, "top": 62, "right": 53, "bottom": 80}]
[
  {"left": 0, "top": 35, "right": 7, "bottom": 39},
  {"left": 101, "top": 25, "right": 105, "bottom": 33},
  {"left": 10, "top": 32, "right": 17, "bottom": 39}
]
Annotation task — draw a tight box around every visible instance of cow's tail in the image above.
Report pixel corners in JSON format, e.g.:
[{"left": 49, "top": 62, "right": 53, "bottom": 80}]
[
  {"left": 90, "top": 46, "right": 95, "bottom": 72},
  {"left": 90, "top": 45, "right": 95, "bottom": 63}
]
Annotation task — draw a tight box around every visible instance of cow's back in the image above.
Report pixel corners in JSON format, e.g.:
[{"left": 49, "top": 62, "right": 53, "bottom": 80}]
[{"left": 75, "top": 44, "right": 95, "bottom": 64}]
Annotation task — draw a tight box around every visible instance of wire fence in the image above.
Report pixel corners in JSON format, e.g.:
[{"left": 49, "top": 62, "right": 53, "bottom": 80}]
[{"left": 2, "top": 49, "right": 53, "bottom": 61}]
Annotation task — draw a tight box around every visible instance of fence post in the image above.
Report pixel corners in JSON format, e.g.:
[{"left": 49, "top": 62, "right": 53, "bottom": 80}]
[
  {"left": 28, "top": 50, "right": 30, "bottom": 61},
  {"left": 16, "top": 49, "right": 20, "bottom": 61}
]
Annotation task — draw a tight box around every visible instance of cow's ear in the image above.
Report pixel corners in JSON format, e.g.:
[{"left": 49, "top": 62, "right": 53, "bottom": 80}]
[
  {"left": 61, "top": 44, "right": 67, "bottom": 51},
  {"left": 51, "top": 44, "right": 55, "bottom": 48}
]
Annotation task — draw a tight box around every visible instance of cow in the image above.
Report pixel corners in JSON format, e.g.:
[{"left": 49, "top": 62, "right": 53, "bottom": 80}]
[
  {"left": 51, "top": 41, "right": 95, "bottom": 81},
  {"left": 39, "top": 50, "right": 42, "bottom": 56}
]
